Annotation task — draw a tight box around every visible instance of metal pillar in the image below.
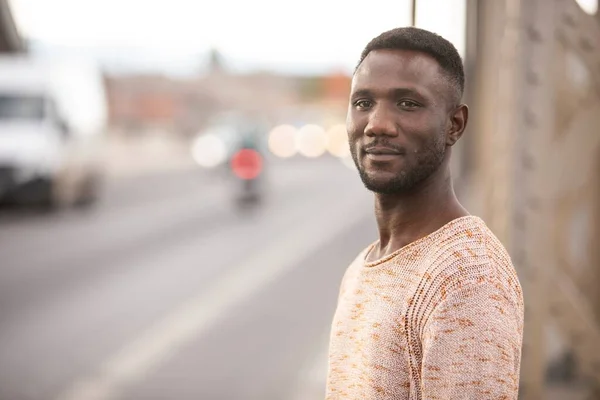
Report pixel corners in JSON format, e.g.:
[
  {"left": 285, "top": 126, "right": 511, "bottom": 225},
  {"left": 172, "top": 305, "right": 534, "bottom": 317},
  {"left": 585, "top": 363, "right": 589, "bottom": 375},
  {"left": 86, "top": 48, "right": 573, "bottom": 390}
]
[
  {"left": 463, "top": 0, "right": 549, "bottom": 397},
  {"left": 514, "top": 0, "right": 555, "bottom": 398},
  {"left": 465, "top": 0, "right": 600, "bottom": 397}
]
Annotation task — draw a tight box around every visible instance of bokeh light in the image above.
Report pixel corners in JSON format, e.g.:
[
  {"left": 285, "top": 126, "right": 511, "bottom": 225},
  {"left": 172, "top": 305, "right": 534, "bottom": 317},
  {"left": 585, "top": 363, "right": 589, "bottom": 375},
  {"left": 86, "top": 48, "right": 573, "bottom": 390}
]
[
  {"left": 231, "top": 148, "right": 263, "bottom": 180},
  {"left": 268, "top": 124, "right": 297, "bottom": 158},
  {"left": 296, "top": 124, "right": 327, "bottom": 158},
  {"left": 191, "top": 133, "right": 227, "bottom": 168},
  {"left": 325, "top": 124, "right": 350, "bottom": 158}
]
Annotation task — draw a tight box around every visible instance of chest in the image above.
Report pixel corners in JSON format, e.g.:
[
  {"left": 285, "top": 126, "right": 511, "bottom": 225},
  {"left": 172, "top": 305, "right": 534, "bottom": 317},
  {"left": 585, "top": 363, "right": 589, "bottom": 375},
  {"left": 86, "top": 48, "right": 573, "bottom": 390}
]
[
  {"left": 328, "top": 269, "right": 422, "bottom": 398},
  {"left": 331, "top": 271, "right": 414, "bottom": 360}
]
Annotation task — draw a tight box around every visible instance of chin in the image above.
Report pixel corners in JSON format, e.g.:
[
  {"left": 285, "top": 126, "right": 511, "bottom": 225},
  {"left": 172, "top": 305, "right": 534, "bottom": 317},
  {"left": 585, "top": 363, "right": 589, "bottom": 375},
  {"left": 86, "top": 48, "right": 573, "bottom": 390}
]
[
  {"left": 359, "top": 170, "right": 407, "bottom": 194},
  {"left": 364, "top": 181, "right": 405, "bottom": 194}
]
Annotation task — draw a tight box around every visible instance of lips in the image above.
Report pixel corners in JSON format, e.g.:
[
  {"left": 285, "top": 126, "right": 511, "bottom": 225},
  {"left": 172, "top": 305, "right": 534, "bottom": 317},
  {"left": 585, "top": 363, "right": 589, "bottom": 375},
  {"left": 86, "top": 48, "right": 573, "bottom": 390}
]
[
  {"left": 363, "top": 145, "right": 404, "bottom": 162},
  {"left": 365, "top": 146, "right": 402, "bottom": 155}
]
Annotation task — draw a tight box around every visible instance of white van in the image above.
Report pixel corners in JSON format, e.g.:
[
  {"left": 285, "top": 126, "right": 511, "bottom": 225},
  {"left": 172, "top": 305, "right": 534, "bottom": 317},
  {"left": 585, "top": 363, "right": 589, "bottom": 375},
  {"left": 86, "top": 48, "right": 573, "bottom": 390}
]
[{"left": 0, "top": 56, "right": 108, "bottom": 208}]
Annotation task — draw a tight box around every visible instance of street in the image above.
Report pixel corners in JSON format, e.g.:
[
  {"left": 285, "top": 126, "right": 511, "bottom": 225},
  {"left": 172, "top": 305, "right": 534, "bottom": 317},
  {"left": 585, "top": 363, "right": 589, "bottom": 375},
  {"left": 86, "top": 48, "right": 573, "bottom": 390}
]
[{"left": 0, "top": 156, "right": 377, "bottom": 400}]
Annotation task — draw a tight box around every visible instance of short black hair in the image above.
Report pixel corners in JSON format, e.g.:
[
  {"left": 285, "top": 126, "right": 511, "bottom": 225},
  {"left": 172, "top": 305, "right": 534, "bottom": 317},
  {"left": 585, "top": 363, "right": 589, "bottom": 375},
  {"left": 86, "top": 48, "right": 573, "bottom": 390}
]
[{"left": 356, "top": 27, "right": 465, "bottom": 105}]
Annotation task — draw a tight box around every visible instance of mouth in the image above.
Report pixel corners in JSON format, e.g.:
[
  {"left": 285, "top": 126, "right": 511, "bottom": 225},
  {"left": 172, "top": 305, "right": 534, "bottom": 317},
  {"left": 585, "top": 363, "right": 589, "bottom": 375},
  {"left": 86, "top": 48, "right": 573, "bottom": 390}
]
[
  {"left": 363, "top": 146, "right": 403, "bottom": 162},
  {"left": 365, "top": 146, "right": 402, "bottom": 155}
]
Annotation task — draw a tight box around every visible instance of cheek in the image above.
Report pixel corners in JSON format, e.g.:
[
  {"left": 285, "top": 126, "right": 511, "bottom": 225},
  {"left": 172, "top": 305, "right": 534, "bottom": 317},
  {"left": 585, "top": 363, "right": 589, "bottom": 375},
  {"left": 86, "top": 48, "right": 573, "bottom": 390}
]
[
  {"left": 399, "top": 111, "right": 429, "bottom": 131},
  {"left": 403, "top": 115, "right": 445, "bottom": 145}
]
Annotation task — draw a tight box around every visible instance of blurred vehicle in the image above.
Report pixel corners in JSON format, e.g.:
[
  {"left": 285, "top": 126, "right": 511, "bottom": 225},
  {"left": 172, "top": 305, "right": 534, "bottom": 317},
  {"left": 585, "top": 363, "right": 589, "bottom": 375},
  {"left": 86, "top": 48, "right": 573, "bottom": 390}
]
[
  {"left": 230, "top": 129, "right": 266, "bottom": 206},
  {"left": 191, "top": 112, "right": 269, "bottom": 207},
  {"left": 0, "top": 55, "right": 108, "bottom": 209}
]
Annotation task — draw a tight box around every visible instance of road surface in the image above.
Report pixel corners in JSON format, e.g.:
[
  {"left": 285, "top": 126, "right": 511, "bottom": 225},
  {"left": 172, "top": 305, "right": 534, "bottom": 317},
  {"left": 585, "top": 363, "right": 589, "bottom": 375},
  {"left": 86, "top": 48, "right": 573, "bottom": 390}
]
[{"left": 0, "top": 156, "right": 377, "bottom": 400}]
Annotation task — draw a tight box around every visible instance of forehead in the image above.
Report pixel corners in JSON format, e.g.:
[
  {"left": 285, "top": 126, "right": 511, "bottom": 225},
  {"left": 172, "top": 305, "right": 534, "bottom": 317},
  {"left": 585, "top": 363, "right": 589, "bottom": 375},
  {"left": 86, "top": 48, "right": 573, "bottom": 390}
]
[{"left": 352, "top": 49, "right": 446, "bottom": 96}]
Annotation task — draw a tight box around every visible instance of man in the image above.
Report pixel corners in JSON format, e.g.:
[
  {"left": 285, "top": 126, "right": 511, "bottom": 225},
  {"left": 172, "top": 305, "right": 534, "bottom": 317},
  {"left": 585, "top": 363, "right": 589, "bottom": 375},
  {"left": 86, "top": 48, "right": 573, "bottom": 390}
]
[{"left": 326, "top": 27, "right": 524, "bottom": 399}]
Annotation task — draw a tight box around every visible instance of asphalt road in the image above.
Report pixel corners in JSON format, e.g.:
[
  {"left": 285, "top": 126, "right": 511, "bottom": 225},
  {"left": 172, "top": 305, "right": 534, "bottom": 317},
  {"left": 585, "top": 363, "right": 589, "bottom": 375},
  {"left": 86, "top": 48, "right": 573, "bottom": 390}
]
[{"left": 0, "top": 156, "right": 377, "bottom": 400}]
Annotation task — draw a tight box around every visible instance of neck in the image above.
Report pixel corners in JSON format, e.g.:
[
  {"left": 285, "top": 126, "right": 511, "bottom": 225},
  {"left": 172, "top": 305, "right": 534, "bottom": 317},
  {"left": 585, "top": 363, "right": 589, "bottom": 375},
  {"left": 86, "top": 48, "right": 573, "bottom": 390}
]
[{"left": 370, "top": 165, "right": 468, "bottom": 261}]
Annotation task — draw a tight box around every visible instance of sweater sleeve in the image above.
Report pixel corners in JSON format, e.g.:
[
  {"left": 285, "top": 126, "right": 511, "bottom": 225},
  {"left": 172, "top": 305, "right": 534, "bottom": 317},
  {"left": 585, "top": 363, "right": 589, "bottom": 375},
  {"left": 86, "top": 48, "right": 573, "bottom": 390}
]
[{"left": 419, "top": 276, "right": 523, "bottom": 399}]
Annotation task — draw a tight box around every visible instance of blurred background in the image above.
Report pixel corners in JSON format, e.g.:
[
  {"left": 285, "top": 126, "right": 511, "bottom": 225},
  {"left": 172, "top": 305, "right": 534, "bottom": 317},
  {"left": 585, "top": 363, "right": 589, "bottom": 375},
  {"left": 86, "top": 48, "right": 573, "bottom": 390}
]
[{"left": 0, "top": 0, "right": 598, "bottom": 399}]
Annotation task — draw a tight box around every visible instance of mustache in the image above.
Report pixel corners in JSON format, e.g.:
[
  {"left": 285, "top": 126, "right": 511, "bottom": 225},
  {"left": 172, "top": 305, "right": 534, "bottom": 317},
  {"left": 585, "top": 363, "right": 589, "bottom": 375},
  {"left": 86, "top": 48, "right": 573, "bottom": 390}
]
[{"left": 363, "top": 139, "right": 406, "bottom": 154}]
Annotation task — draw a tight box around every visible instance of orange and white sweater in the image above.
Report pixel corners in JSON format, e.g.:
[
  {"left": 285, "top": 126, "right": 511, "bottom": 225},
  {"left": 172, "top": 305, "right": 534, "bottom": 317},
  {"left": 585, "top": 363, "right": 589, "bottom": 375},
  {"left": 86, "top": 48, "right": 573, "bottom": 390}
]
[{"left": 326, "top": 216, "right": 524, "bottom": 399}]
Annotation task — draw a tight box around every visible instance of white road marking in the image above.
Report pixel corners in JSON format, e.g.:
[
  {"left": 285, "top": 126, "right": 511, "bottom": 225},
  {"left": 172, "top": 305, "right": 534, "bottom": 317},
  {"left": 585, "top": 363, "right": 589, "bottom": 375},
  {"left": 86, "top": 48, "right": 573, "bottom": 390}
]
[{"left": 55, "top": 195, "right": 370, "bottom": 400}]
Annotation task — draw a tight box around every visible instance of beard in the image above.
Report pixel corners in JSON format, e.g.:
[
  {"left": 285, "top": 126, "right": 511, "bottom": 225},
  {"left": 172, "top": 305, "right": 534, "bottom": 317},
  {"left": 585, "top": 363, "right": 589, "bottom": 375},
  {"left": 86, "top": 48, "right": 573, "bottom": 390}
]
[{"left": 350, "top": 135, "right": 446, "bottom": 194}]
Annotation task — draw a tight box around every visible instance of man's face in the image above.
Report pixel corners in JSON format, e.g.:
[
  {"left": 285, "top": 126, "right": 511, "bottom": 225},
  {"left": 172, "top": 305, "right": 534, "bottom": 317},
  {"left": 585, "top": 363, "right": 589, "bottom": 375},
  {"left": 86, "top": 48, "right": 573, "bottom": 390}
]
[{"left": 347, "top": 49, "right": 452, "bottom": 194}]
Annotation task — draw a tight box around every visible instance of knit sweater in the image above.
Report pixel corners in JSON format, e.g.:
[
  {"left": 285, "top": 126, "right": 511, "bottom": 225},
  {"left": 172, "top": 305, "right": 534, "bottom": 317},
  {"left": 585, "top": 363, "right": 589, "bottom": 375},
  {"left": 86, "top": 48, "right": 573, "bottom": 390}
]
[{"left": 326, "top": 216, "right": 524, "bottom": 399}]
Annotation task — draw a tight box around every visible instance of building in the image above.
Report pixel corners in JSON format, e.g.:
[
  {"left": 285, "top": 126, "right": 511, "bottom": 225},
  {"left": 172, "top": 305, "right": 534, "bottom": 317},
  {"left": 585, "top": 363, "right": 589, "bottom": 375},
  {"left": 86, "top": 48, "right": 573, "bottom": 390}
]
[{"left": 104, "top": 66, "right": 351, "bottom": 137}]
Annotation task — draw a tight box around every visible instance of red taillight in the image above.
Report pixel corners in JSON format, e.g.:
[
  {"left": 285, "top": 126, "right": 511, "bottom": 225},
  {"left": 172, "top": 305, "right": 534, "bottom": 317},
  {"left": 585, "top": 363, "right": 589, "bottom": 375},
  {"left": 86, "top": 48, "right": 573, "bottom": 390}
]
[{"left": 231, "top": 149, "right": 263, "bottom": 180}]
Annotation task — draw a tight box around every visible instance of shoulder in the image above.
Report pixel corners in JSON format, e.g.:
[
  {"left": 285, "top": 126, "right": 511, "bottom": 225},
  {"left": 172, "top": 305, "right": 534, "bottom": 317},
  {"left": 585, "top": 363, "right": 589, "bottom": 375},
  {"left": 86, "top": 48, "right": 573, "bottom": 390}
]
[
  {"left": 414, "top": 217, "right": 523, "bottom": 322},
  {"left": 424, "top": 216, "right": 520, "bottom": 288}
]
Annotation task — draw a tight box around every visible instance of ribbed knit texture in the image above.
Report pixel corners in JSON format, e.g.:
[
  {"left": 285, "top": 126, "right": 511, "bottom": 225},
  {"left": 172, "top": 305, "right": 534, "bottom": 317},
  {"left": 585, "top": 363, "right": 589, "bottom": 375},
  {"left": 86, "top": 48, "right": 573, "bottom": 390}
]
[{"left": 326, "top": 216, "right": 524, "bottom": 399}]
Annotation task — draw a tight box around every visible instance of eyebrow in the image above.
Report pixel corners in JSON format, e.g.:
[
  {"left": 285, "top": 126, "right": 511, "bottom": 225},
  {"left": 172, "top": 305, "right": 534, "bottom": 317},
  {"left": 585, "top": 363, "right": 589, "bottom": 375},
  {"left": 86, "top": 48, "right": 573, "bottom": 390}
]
[{"left": 350, "top": 87, "right": 426, "bottom": 100}]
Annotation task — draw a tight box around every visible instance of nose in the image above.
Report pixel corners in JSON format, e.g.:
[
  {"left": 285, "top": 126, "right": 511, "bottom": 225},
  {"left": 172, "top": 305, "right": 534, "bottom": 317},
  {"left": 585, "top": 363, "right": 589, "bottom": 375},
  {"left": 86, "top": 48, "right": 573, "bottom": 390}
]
[{"left": 364, "top": 105, "right": 399, "bottom": 137}]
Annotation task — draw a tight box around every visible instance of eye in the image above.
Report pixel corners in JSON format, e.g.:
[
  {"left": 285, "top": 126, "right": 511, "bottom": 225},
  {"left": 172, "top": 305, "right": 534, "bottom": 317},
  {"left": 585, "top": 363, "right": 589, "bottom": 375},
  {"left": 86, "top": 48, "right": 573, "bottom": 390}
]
[
  {"left": 398, "top": 100, "right": 420, "bottom": 109},
  {"left": 353, "top": 99, "right": 373, "bottom": 109}
]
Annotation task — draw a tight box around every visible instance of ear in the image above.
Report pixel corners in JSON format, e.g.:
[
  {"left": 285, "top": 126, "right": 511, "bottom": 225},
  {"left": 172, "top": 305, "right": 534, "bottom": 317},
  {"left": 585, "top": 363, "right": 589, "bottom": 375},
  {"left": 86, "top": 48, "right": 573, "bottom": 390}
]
[{"left": 446, "top": 104, "right": 468, "bottom": 146}]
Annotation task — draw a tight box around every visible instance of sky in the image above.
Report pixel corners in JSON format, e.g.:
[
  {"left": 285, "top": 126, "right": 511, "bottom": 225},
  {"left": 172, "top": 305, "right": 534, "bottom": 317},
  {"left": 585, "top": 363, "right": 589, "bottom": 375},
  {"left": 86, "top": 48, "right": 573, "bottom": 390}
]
[{"left": 9, "top": 0, "right": 467, "bottom": 76}]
